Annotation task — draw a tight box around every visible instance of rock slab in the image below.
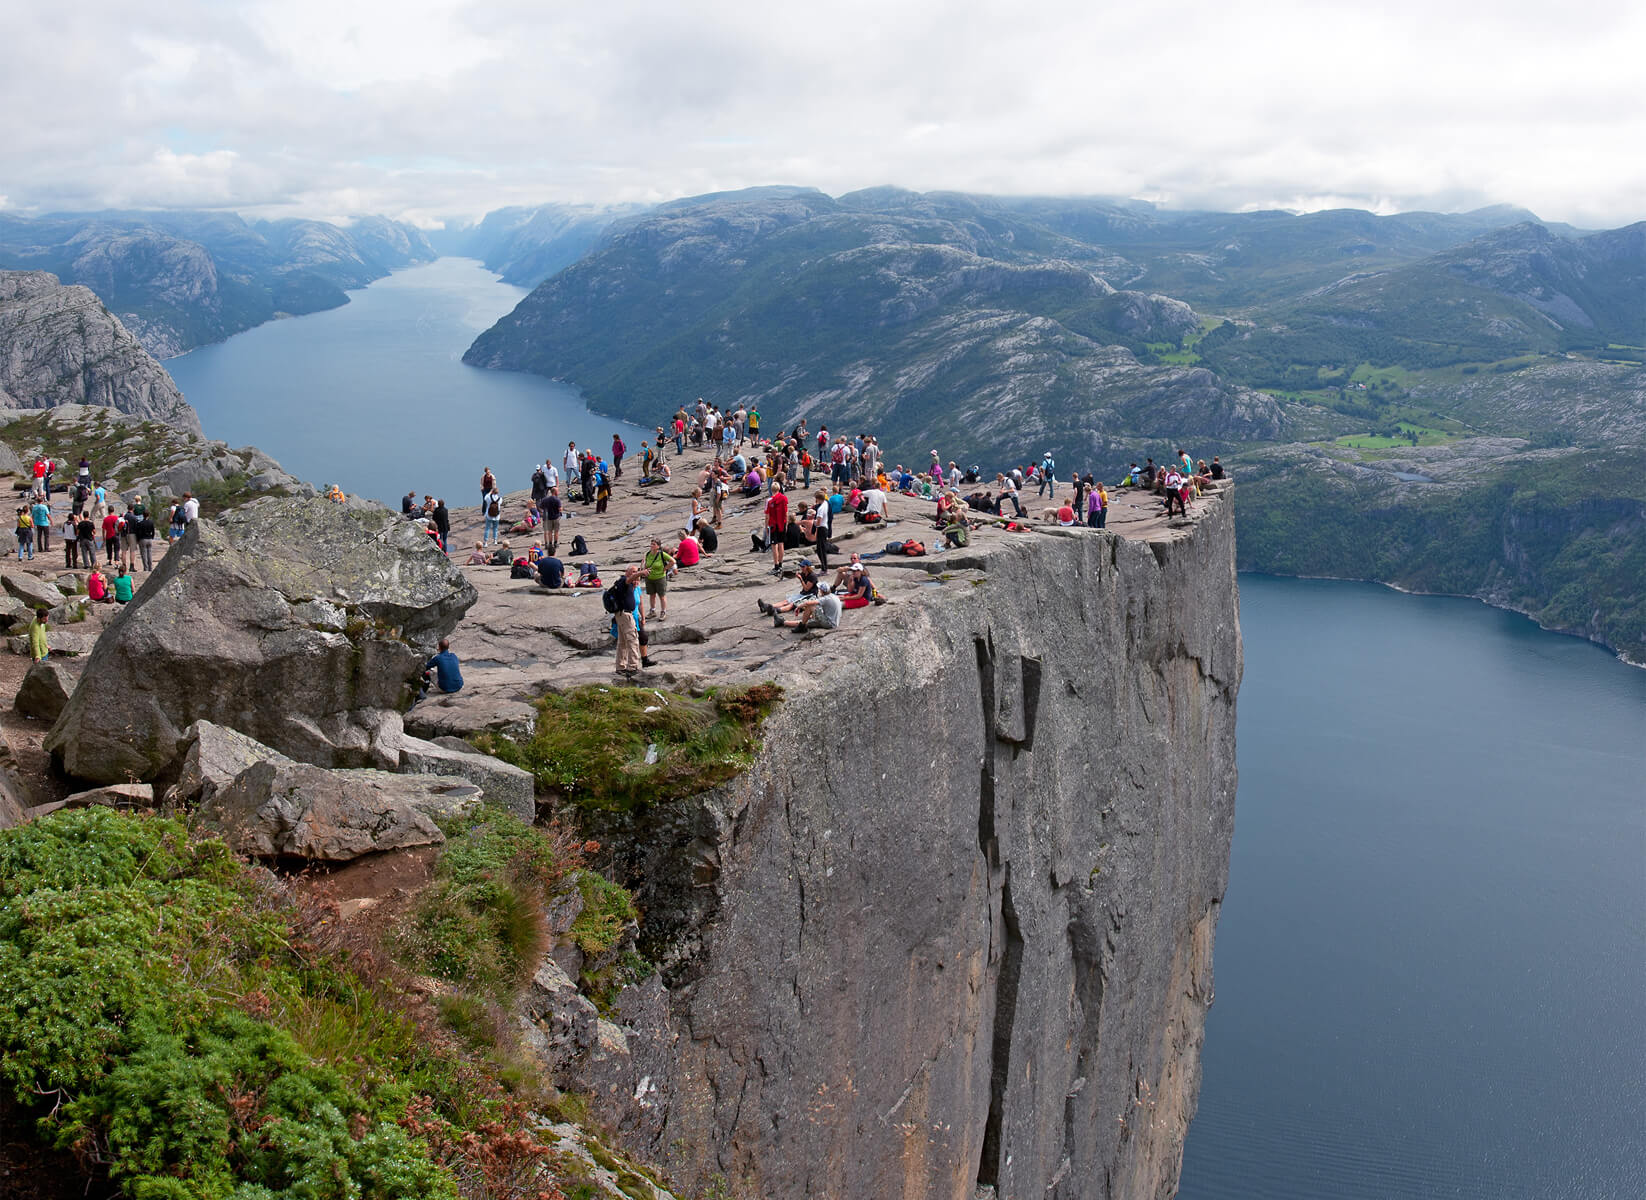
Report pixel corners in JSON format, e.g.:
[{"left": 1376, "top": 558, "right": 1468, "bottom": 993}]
[
  {"left": 45, "top": 495, "right": 477, "bottom": 784},
  {"left": 197, "top": 759, "right": 481, "bottom": 861}
]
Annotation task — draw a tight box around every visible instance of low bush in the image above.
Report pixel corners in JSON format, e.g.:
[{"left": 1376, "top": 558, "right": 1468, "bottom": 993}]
[{"left": 473, "top": 682, "right": 783, "bottom": 812}]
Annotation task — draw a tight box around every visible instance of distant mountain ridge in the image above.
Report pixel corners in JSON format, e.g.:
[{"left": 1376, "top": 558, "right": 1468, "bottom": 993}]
[
  {"left": 0, "top": 210, "right": 435, "bottom": 357},
  {"left": 463, "top": 187, "right": 1289, "bottom": 468},
  {"left": 0, "top": 269, "right": 199, "bottom": 432},
  {"left": 463, "top": 184, "right": 1644, "bottom": 659},
  {"left": 430, "top": 202, "right": 643, "bottom": 287}
]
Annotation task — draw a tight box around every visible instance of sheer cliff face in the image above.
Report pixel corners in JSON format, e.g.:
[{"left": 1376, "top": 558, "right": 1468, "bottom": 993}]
[
  {"left": 614, "top": 497, "right": 1240, "bottom": 1200},
  {"left": 0, "top": 270, "right": 200, "bottom": 433}
]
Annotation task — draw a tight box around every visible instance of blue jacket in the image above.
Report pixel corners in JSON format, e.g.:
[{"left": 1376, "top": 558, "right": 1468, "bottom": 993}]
[{"left": 427, "top": 650, "right": 463, "bottom": 694}]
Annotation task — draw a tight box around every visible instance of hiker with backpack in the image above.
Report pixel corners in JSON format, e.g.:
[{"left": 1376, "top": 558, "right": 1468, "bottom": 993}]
[
  {"left": 482, "top": 487, "right": 502, "bottom": 544},
  {"left": 605, "top": 564, "right": 646, "bottom": 679}
]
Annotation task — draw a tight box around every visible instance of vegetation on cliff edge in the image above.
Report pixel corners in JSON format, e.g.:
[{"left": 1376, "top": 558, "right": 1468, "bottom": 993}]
[
  {"left": 473, "top": 682, "right": 784, "bottom": 812},
  {"left": 0, "top": 805, "right": 652, "bottom": 1200}
]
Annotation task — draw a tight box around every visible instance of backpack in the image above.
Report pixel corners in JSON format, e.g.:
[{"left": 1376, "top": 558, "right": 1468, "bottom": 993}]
[
  {"left": 601, "top": 583, "right": 622, "bottom": 614},
  {"left": 488, "top": 497, "right": 500, "bottom": 518},
  {"left": 902, "top": 541, "right": 926, "bottom": 556},
  {"left": 510, "top": 560, "right": 533, "bottom": 579},
  {"left": 570, "top": 534, "right": 588, "bottom": 556}
]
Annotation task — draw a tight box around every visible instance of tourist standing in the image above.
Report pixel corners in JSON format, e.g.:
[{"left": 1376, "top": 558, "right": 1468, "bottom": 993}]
[
  {"left": 133, "top": 507, "right": 156, "bottom": 570},
  {"left": 482, "top": 488, "right": 502, "bottom": 545},
  {"left": 30, "top": 497, "right": 50, "bottom": 554},
  {"left": 480, "top": 466, "right": 496, "bottom": 510},
  {"left": 611, "top": 565, "right": 643, "bottom": 678}
]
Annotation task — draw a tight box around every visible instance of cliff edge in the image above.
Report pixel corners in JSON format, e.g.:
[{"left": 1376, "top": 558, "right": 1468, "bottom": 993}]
[{"left": 433, "top": 464, "right": 1241, "bottom": 1199}]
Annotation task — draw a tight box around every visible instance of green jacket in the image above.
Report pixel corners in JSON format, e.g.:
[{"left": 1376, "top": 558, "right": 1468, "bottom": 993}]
[{"left": 28, "top": 621, "right": 48, "bottom": 661}]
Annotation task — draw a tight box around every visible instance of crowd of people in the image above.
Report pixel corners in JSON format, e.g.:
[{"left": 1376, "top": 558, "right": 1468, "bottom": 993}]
[
  {"left": 10, "top": 454, "right": 210, "bottom": 661},
  {"left": 437, "top": 398, "right": 1227, "bottom": 684}
]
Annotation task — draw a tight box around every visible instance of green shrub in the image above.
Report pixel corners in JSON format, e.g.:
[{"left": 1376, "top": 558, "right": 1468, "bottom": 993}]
[
  {"left": 568, "top": 870, "right": 638, "bottom": 958},
  {"left": 0, "top": 808, "right": 457, "bottom": 1199},
  {"left": 393, "top": 809, "right": 570, "bottom": 1000},
  {"left": 473, "top": 682, "right": 783, "bottom": 812}
]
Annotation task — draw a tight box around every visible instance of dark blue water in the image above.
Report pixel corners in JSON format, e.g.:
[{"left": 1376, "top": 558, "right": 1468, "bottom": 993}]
[
  {"left": 1181, "top": 576, "right": 1646, "bottom": 1199},
  {"left": 165, "top": 258, "right": 647, "bottom": 507}
]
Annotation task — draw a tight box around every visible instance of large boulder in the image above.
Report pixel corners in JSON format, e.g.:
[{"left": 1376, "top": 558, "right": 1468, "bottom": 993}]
[
  {"left": 196, "top": 759, "right": 481, "bottom": 861},
  {"left": 385, "top": 728, "right": 536, "bottom": 820},
  {"left": 166, "top": 720, "right": 295, "bottom": 809},
  {"left": 2, "top": 570, "right": 66, "bottom": 610},
  {"left": 45, "top": 496, "right": 477, "bottom": 784},
  {"left": 14, "top": 657, "right": 84, "bottom": 722}
]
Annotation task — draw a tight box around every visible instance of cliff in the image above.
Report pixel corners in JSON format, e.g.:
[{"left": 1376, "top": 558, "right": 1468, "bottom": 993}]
[
  {"left": 0, "top": 270, "right": 199, "bottom": 432},
  {"left": 424, "top": 458, "right": 1242, "bottom": 1200},
  {"left": 615, "top": 503, "right": 1237, "bottom": 1199}
]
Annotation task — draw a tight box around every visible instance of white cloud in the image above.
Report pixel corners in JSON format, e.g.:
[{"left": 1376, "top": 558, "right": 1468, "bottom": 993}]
[{"left": 2, "top": 0, "right": 1641, "bottom": 229}]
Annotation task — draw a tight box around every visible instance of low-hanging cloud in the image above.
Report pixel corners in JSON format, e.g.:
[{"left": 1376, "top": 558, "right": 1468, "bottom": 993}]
[{"left": 4, "top": 0, "right": 1641, "bottom": 229}]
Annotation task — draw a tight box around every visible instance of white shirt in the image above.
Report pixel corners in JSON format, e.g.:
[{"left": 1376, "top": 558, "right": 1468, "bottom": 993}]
[
  {"left": 545, "top": 464, "right": 559, "bottom": 488},
  {"left": 182, "top": 496, "right": 200, "bottom": 523},
  {"left": 862, "top": 488, "right": 887, "bottom": 517},
  {"left": 563, "top": 450, "right": 579, "bottom": 476}
]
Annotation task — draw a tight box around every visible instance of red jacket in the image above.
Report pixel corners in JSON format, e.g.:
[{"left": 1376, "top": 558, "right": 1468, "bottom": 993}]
[{"left": 765, "top": 491, "right": 788, "bottom": 529}]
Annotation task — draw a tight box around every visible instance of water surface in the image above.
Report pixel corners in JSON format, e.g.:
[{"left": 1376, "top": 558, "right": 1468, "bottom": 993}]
[
  {"left": 166, "top": 258, "right": 647, "bottom": 507},
  {"left": 1180, "top": 576, "right": 1645, "bottom": 1199}
]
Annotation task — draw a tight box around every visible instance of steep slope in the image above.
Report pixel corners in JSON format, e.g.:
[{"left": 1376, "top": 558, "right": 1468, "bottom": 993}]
[
  {"left": 0, "top": 210, "right": 434, "bottom": 357},
  {"left": 0, "top": 270, "right": 199, "bottom": 432},
  {"left": 464, "top": 188, "right": 1285, "bottom": 469},
  {"left": 450, "top": 202, "right": 645, "bottom": 286}
]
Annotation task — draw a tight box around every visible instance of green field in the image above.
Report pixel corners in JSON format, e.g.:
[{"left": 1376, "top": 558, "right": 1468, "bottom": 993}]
[{"left": 1334, "top": 422, "right": 1454, "bottom": 449}]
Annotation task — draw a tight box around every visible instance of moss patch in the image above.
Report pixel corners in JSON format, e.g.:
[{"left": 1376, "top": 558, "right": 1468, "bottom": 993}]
[{"left": 473, "top": 682, "right": 783, "bottom": 813}]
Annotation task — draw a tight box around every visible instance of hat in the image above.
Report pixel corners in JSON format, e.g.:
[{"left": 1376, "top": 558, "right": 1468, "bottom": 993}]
[
  {"left": 850, "top": 563, "right": 863, "bottom": 572},
  {"left": 819, "top": 583, "right": 832, "bottom": 595}
]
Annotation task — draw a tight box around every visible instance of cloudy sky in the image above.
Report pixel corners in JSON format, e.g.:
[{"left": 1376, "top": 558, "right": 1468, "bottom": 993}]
[{"left": 6, "top": 0, "right": 1642, "bottom": 229}]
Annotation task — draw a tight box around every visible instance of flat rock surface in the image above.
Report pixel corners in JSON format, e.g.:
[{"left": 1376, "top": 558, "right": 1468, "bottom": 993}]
[{"left": 429, "top": 443, "right": 1220, "bottom": 727}]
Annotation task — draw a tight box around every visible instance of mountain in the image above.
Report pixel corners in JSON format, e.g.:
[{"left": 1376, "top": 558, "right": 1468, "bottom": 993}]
[
  {"left": 0, "top": 211, "right": 435, "bottom": 357},
  {"left": 1197, "top": 222, "right": 1646, "bottom": 388},
  {"left": 464, "top": 187, "right": 1287, "bottom": 469},
  {"left": 439, "top": 202, "right": 644, "bottom": 286},
  {"left": 0, "top": 269, "right": 200, "bottom": 432},
  {"left": 465, "top": 185, "right": 1644, "bottom": 659}
]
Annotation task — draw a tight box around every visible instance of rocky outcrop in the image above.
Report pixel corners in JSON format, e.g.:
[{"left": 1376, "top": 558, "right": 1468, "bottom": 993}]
[
  {"left": 0, "top": 271, "right": 199, "bottom": 431},
  {"left": 0, "top": 403, "right": 315, "bottom": 509},
  {"left": 196, "top": 759, "right": 480, "bottom": 861},
  {"left": 44, "top": 495, "right": 478, "bottom": 784},
  {"left": 561, "top": 493, "right": 1241, "bottom": 1200},
  {"left": 14, "top": 657, "right": 82, "bottom": 722}
]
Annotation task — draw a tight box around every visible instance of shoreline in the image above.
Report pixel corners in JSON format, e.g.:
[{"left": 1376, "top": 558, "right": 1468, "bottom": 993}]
[{"left": 1237, "top": 568, "right": 1644, "bottom": 669}]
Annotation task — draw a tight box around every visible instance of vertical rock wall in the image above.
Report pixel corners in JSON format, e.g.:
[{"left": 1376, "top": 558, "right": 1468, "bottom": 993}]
[{"left": 601, "top": 494, "right": 1241, "bottom": 1200}]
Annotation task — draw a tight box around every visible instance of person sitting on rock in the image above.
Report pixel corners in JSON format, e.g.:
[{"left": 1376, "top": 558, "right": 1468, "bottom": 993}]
[
  {"left": 676, "top": 530, "right": 701, "bottom": 566},
  {"left": 419, "top": 638, "right": 463, "bottom": 699},
  {"left": 755, "top": 563, "right": 819, "bottom": 619},
  {"left": 770, "top": 582, "right": 844, "bottom": 633},
  {"left": 87, "top": 566, "right": 110, "bottom": 603},
  {"left": 488, "top": 539, "right": 513, "bottom": 567},
  {"left": 839, "top": 562, "right": 875, "bottom": 609},
  {"left": 113, "top": 565, "right": 135, "bottom": 605},
  {"left": 535, "top": 550, "right": 565, "bottom": 589},
  {"left": 465, "top": 540, "right": 487, "bottom": 565}
]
